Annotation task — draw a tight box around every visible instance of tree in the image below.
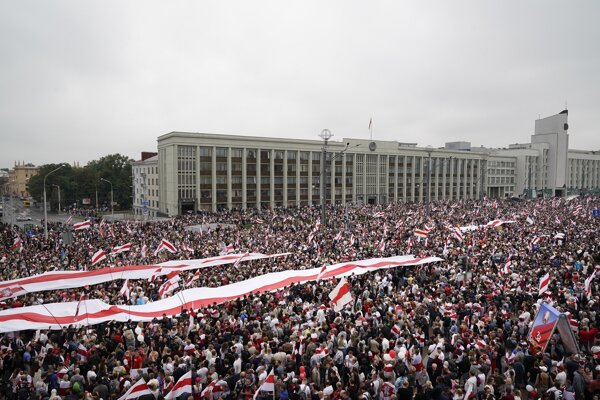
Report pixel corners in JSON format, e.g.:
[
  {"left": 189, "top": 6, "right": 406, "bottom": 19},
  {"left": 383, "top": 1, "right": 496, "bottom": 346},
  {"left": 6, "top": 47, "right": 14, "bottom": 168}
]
[{"left": 28, "top": 154, "right": 134, "bottom": 212}]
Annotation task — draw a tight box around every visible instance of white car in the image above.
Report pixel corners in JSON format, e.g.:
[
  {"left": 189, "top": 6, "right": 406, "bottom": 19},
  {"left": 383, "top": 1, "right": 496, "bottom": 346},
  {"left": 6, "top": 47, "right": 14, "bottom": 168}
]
[{"left": 16, "top": 214, "right": 32, "bottom": 221}]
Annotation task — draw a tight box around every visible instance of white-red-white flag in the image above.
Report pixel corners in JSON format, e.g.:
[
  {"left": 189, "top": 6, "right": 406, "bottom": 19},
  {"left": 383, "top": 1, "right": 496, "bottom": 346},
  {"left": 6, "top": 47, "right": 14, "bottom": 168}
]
[
  {"left": 140, "top": 244, "right": 147, "bottom": 258},
  {"left": 73, "top": 220, "right": 91, "bottom": 230},
  {"left": 350, "top": 234, "right": 355, "bottom": 246},
  {"left": 112, "top": 243, "right": 132, "bottom": 254},
  {"left": 185, "top": 270, "right": 200, "bottom": 287},
  {"left": 406, "top": 237, "right": 413, "bottom": 253},
  {"left": 65, "top": 215, "right": 73, "bottom": 225},
  {"left": 538, "top": 273, "right": 550, "bottom": 296},
  {"left": 164, "top": 371, "right": 192, "bottom": 400},
  {"left": 119, "top": 279, "right": 131, "bottom": 300},
  {"left": 159, "top": 273, "right": 181, "bottom": 298},
  {"left": 329, "top": 277, "right": 352, "bottom": 312},
  {"left": 377, "top": 238, "right": 386, "bottom": 252},
  {"left": 91, "top": 249, "right": 107, "bottom": 266},
  {"left": 585, "top": 272, "right": 596, "bottom": 299},
  {"left": 117, "top": 377, "right": 152, "bottom": 400},
  {"left": 77, "top": 343, "right": 89, "bottom": 361},
  {"left": 253, "top": 369, "right": 275, "bottom": 399},
  {"left": 154, "top": 239, "right": 177, "bottom": 256},
  {"left": 414, "top": 229, "right": 429, "bottom": 238},
  {"left": 453, "top": 226, "right": 463, "bottom": 242},
  {"left": 334, "top": 231, "right": 342, "bottom": 241},
  {"left": 201, "top": 380, "right": 218, "bottom": 398}
]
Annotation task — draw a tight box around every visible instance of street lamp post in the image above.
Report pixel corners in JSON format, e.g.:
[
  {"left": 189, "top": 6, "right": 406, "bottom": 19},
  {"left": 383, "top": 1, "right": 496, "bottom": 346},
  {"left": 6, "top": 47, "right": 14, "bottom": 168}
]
[
  {"left": 319, "top": 129, "right": 332, "bottom": 228},
  {"left": 425, "top": 147, "right": 433, "bottom": 218},
  {"left": 52, "top": 184, "right": 61, "bottom": 215},
  {"left": 44, "top": 165, "right": 64, "bottom": 240},
  {"left": 100, "top": 178, "right": 114, "bottom": 222}
]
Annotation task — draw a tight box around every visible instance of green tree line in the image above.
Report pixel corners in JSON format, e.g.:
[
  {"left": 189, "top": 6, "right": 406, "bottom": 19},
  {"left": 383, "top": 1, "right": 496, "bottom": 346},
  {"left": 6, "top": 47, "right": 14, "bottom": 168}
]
[{"left": 28, "top": 154, "right": 133, "bottom": 212}]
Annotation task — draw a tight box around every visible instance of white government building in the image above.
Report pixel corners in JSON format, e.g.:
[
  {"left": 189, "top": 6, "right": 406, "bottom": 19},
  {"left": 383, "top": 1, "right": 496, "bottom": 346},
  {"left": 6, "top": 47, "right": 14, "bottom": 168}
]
[{"left": 132, "top": 110, "right": 600, "bottom": 217}]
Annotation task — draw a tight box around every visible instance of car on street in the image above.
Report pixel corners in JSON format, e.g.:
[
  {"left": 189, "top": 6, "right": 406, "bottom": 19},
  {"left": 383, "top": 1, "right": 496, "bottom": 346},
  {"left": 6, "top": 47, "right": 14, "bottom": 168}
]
[{"left": 16, "top": 213, "right": 32, "bottom": 221}]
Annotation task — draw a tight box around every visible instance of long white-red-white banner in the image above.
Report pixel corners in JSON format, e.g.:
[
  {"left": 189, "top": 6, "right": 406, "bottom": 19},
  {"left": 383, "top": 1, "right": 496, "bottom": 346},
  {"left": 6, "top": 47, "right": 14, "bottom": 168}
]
[
  {"left": 0, "top": 253, "right": 287, "bottom": 300},
  {"left": 0, "top": 255, "right": 442, "bottom": 332}
]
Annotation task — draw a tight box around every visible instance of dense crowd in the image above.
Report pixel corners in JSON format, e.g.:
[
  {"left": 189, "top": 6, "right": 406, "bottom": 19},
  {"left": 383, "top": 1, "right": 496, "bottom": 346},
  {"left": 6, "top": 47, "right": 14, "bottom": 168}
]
[{"left": 0, "top": 196, "right": 599, "bottom": 400}]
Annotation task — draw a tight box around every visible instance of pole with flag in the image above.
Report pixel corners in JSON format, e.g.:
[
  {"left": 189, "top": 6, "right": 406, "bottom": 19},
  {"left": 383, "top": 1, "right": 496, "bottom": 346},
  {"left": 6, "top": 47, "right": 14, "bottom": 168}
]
[{"left": 369, "top": 117, "right": 373, "bottom": 140}]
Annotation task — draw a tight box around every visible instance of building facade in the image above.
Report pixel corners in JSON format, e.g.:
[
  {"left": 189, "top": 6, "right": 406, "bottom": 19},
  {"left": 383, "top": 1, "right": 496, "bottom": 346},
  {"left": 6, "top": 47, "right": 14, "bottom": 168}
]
[
  {"left": 132, "top": 152, "right": 159, "bottom": 218},
  {"left": 8, "top": 161, "right": 38, "bottom": 198},
  {"left": 157, "top": 133, "right": 488, "bottom": 215},
  {"left": 151, "top": 110, "right": 599, "bottom": 216},
  {"left": 492, "top": 110, "right": 600, "bottom": 197}
]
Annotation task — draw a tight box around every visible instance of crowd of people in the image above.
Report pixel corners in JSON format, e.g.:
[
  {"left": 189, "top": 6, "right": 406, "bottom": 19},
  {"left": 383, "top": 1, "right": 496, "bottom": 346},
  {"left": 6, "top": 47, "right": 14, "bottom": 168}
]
[{"left": 0, "top": 196, "right": 599, "bottom": 400}]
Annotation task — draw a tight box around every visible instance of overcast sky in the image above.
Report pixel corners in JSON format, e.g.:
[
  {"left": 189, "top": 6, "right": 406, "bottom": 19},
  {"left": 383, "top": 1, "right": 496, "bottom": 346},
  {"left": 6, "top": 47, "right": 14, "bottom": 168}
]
[{"left": 1, "top": 1, "right": 599, "bottom": 168}]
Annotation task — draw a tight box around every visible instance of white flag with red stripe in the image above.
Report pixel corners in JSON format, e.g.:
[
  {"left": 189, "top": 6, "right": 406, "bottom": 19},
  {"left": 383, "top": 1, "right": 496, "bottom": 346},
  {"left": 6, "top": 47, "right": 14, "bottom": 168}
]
[
  {"left": 253, "top": 369, "right": 275, "bottom": 399},
  {"left": 164, "top": 371, "right": 192, "bottom": 400},
  {"left": 159, "top": 273, "right": 181, "bottom": 298},
  {"left": 414, "top": 229, "right": 429, "bottom": 238},
  {"left": 201, "top": 380, "right": 218, "bottom": 397},
  {"left": 329, "top": 277, "right": 352, "bottom": 312},
  {"left": 119, "top": 279, "right": 131, "bottom": 300},
  {"left": 453, "top": 226, "right": 463, "bottom": 241},
  {"left": 585, "top": 271, "right": 596, "bottom": 299},
  {"left": 377, "top": 238, "right": 386, "bottom": 252},
  {"left": 112, "top": 243, "right": 132, "bottom": 254},
  {"left": 406, "top": 237, "right": 412, "bottom": 253},
  {"left": 65, "top": 215, "right": 73, "bottom": 225},
  {"left": 154, "top": 239, "right": 177, "bottom": 256},
  {"left": 334, "top": 231, "right": 342, "bottom": 242},
  {"left": 73, "top": 220, "right": 91, "bottom": 230},
  {"left": 538, "top": 273, "right": 550, "bottom": 296},
  {"left": 77, "top": 343, "right": 89, "bottom": 361},
  {"left": 91, "top": 249, "right": 107, "bottom": 266},
  {"left": 118, "top": 377, "right": 152, "bottom": 400}
]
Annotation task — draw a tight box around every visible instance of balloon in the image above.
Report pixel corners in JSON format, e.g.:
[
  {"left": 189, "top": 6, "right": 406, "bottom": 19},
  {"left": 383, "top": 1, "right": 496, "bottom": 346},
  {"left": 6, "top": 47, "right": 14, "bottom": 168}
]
[
  {"left": 299, "top": 366, "right": 305, "bottom": 373},
  {"left": 300, "top": 372, "right": 306, "bottom": 380},
  {"left": 389, "top": 350, "right": 396, "bottom": 359}
]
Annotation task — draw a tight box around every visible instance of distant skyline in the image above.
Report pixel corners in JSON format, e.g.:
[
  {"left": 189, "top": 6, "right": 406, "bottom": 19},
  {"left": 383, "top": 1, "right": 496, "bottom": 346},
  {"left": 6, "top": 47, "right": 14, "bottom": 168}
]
[{"left": 1, "top": 1, "right": 599, "bottom": 168}]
